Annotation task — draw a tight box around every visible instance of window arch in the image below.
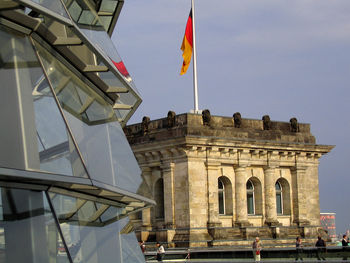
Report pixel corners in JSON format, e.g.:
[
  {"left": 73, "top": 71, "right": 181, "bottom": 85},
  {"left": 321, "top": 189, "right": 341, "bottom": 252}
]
[
  {"left": 154, "top": 178, "right": 164, "bottom": 219},
  {"left": 218, "top": 176, "right": 233, "bottom": 215},
  {"left": 246, "top": 180, "right": 255, "bottom": 215},
  {"left": 275, "top": 181, "right": 283, "bottom": 214},
  {"left": 275, "top": 178, "right": 291, "bottom": 215}
]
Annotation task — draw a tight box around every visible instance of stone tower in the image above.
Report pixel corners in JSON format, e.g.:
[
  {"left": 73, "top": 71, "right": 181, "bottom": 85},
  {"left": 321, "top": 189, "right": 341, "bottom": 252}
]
[{"left": 125, "top": 112, "right": 333, "bottom": 247}]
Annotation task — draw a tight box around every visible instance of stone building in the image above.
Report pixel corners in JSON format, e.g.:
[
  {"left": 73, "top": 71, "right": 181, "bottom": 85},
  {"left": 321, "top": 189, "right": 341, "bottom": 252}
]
[{"left": 125, "top": 111, "right": 333, "bottom": 247}]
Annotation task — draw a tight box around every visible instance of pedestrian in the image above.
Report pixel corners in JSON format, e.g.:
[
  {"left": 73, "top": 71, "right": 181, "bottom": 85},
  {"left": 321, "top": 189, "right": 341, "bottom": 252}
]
[
  {"left": 342, "top": 234, "right": 350, "bottom": 260},
  {"left": 156, "top": 242, "right": 165, "bottom": 262},
  {"left": 252, "top": 237, "right": 262, "bottom": 262},
  {"left": 295, "top": 236, "right": 303, "bottom": 261},
  {"left": 315, "top": 236, "right": 326, "bottom": 261},
  {"left": 139, "top": 240, "right": 146, "bottom": 254}
]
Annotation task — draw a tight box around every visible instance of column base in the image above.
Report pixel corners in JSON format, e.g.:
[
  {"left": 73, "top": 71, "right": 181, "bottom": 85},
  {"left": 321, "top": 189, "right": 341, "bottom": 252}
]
[
  {"left": 265, "top": 219, "right": 281, "bottom": 227},
  {"left": 235, "top": 220, "right": 251, "bottom": 227},
  {"left": 207, "top": 222, "right": 222, "bottom": 228},
  {"left": 165, "top": 223, "right": 176, "bottom": 229},
  {"left": 293, "top": 219, "right": 310, "bottom": 226}
]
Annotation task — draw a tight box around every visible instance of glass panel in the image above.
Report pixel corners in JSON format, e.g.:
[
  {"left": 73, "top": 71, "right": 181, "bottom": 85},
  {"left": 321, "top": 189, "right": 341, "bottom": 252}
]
[
  {"left": 27, "top": 0, "right": 70, "bottom": 18},
  {"left": 99, "top": 16, "right": 112, "bottom": 30},
  {"left": 0, "top": 187, "right": 70, "bottom": 263},
  {"left": 62, "top": 0, "right": 104, "bottom": 28},
  {"left": 34, "top": 40, "right": 115, "bottom": 124},
  {"left": 80, "top": 28, "right": 136, "bottom": 88},
  {"left": 218, "top": 179, "right": 223, "bottom": 189},
  {"left": 33, "top": 78, "right": 88, "bottom": 177},
  {"left": 154, "top": 179, "right": 164, "bottom": 219},
  {"left": 49, "top": 193, "right": 144, "bottom": 263},
  {"left": 98, "top": 204, "right": 123, "bottom": 222},
  {"left": 218, "top": 191, "right": 224, "bottom": 215},
  {"left": 99, "top": 0, "right": 118, "bottom": 12},
  {"left": 34, "top": 36, "right": 145, "bottom": 194},
  {"left": 275, "top": 182, "right": 281, "bottom": 191},
  {"left": 246, "top": 180, "right": 253, "bottom": 190},
  {"left": 0, "top": 24, "right": 87, "bottom": 177},
  {"left": 247, "top": 193, "right": 254, "bottom": 215},
  {"left": 276, "top": 193, "right": 282, "bottom": 214}
]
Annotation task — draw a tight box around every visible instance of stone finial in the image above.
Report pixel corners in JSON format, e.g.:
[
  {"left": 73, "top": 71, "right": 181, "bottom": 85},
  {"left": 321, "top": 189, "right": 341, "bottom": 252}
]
[
  {"left": 142, "top": 116, "right": 150, "bottom": 135},
  {"left": 262, "top": 115, "right": 271, "bottom": 130},
  {"left": 167, "top": 111, "right": 176, "bottom": 128},
  {"left": 233, "top": 112, "right": 242, "bottom": 128},
  {"left": 290, "top": 117, "right": 299, "bottom": 132},
  {"left": 202, "top": 109, "right": 211, "bottom": 126}
]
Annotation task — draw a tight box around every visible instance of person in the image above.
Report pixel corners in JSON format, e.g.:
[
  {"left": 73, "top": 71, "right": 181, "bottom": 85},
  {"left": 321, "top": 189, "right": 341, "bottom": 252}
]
[
  {"left": 156, "top": 242, "right": 165, "bottom": 262},
  {"left": 252, "top": 237, "right": 262, "bottom": 262},
  {"left": 295, "top": 236, "right": 303, "bottom": 261},
  {"left": 315, "top": 236, "right": 326, "bottom": 261},
  {"left": 342, "top": 234, "right": 350, "bottom": 260},
  {"left": 139, "top": 240, "right": 146, "bottom": 254}
]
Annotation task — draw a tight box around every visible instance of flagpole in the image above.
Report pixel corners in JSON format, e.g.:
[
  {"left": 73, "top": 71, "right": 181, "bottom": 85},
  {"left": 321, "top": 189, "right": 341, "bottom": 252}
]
[{"left": 191, "top": 0, "right": 199, "bottom": 113}]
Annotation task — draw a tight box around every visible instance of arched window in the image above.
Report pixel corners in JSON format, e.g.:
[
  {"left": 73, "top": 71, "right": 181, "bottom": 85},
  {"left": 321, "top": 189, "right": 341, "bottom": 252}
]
[
  {"left": 218, "top": 178, "right": 225, "bottom": 215},
  {"left": 246, "top": 180, "right": 255, "bottom": 215},
  {"left": 218, "top": 176, "right": 233, "bottom": 215},
  {"left": 154, "top": 178, "right": 164, "bottom": 219},
  {"left": 275, "top": 182, "right": 283, "bottom": 215}
]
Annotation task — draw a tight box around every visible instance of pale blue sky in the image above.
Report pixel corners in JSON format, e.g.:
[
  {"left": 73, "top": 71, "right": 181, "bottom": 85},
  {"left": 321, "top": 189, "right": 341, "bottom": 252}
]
[{"left": 113, "top": 0, "right": 350, "bottom": 234}]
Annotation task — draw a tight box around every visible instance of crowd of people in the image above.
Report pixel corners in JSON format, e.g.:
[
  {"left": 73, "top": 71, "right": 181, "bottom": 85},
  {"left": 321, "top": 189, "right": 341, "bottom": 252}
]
[
  {"left": 250, "top": 234, "right": 350, "bottom": 262},
  {"left": 139, "top": 234, "right": 350, "bottom": 262}
]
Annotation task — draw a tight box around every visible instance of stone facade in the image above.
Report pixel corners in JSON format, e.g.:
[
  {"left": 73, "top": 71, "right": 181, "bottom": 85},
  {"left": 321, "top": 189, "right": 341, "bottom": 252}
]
[{"left": 125, "top": 112, "right": 333, "bottom": 247}]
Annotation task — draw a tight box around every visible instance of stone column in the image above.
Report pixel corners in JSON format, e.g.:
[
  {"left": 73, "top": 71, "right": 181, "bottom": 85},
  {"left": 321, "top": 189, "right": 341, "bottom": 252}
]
[
  {"left": 206, "top": 162, "right": 221, "bottom": 227},
  {"left": 140, "top": 167, "right": 152, "bottom": 229},
  {"left": 264, "top": 165, "right": 279, "bottom": 226},
  {"left": 161, "top": 162, "right": 176, "bottom": 229},
  {"left": 234, "top": 165, "right": 250, "bottom": 226},
  {"left": 291, "top": 165, "right": 310, "bottom": 226}
]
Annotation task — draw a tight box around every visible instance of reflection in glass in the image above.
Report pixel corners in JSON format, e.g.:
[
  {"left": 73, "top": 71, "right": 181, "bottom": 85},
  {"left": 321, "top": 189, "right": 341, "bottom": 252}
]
[
  {"left": 80, "top": 28, "right": 136, "bottom": 87},
  {"left": 33, "top": 77, "right": 88, "bottom": 177},
  {"left": 49, "top": 193, "right": 144, "bottom": 263},
  {"left": 0, "top": 25, "right": 87, "bottom": 177},
  {"left": 0, "top": 187, "right": 70, "bottom": 263},
  {"left": 34, "top": 40, "right": 145, "bottom": 194},
  {"left": 34, "top": 40, "right": 115, "bottom": 124}
]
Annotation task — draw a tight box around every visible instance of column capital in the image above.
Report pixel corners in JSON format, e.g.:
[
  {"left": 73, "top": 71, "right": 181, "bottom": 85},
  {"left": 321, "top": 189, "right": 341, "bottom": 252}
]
[
  {"left": 291, "top": 164, "right": 307, "bottom": 172},
  {"left": 263, "top": 164, "right": 278, "bottom": 170},
  {"left": 140, "top": 166, "right": 152, "bottom": 173},
  {"left": 160, "top": 162, "right": 175, "bottom": 172},
  {"left": 205, "top": 161, "right": 221, "bottom": 169},
  {"left": 234, "top": 164, "right": 249, "bottom": 170}
]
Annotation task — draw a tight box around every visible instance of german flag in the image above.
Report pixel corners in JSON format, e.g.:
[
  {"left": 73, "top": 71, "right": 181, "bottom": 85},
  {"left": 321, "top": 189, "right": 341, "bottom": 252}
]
[{"left": 180, "top": 10, "right": 193, "bottom": 75}]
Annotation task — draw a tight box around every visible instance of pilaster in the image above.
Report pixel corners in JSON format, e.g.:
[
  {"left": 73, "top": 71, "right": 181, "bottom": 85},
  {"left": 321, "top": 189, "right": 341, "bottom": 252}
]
[
  {"left": 291, "top": 155, "right": 310, "bottom": 226},
  {"left": 205, "top": 161, "right": 221, "bottom": 227},
  {"left": 161, "top": 162, "right": 176, "bottom": 228},
  {"left": 263, "top": 165, "right": 279, "bottom": 226},
  {"left": 234, "top": 164, "right": 250, "bottom": 226}
]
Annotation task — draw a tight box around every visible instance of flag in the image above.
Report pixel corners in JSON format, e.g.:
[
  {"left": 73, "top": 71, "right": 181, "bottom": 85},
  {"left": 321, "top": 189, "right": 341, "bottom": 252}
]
[{"left": 180, "top": 10, "right": 193, "bottom": 75}]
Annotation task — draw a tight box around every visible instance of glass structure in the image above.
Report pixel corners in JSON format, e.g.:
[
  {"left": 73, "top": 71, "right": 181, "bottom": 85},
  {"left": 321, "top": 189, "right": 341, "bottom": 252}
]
[{"left": 0, "top": 1, "right": 153, "bottom": 262}]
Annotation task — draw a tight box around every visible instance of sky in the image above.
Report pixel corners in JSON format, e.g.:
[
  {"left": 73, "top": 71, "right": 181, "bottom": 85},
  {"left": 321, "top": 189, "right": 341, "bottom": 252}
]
[{"left": 112, "top": 0, "right": 350, "bottom": 235}]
